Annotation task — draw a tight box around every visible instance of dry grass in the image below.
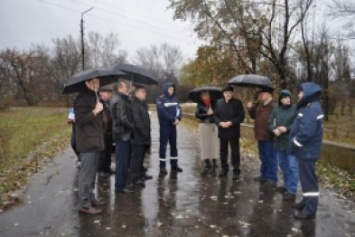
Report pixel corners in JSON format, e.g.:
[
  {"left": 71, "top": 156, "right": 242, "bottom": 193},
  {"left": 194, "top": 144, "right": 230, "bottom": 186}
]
[{"left": 0, "top": 107, "right": 71, "bottom": 209}]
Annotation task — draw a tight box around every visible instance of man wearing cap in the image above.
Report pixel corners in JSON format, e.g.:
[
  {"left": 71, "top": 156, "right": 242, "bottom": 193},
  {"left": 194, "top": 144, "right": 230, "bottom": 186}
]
[
  {"left": 74, "top": 78, "right": 105, "bottom": 215},
  {"left": 131, "top": 85, "right": 152, "bottom": 187},
  {"left": 289, "top": 82, "right": 324, "bottom": 219},
  {"left": 247, "top": 87, "right": 277, "bottom": 187},
  {"left": 97, "top": 87, "right": 114, "bottom": 178},
  {"left": 214, "top": 85, "right": 245, "bottom": 180}
]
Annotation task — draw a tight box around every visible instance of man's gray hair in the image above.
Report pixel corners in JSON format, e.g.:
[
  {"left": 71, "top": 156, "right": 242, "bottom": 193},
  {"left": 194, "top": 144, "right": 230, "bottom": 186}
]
[{"left": 114, "top": 79, "right": 130, "bottom": 92}]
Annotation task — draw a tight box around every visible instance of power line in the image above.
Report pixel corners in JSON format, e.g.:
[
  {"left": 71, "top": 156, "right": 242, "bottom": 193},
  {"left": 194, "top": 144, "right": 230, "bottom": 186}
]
[
  {"left": 69, "top": 0, "right": 192, "bottom": 39},
  {"left": 91, "top": 0, "right": 186, "bottom": 29},
  {"left": 37, "top": 0, "right": 198, "bottom": 44}
]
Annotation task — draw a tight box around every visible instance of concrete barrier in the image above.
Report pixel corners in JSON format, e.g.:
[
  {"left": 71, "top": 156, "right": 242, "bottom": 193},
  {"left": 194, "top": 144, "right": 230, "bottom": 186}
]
[{"left": 184, "top": 113, "right": 355, "bottom": 173}]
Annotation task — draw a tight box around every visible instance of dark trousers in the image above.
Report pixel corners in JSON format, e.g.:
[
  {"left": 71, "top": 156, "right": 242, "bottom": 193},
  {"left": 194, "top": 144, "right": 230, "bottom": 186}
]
[
  {"left": 220, "top": 138, "right": 240, "bottom": 173},
  {"left": 70, "top": 125, "right": 80, "bottom": 160},
  {"left": 159, "top": 124, "right": 178, "bottom": 168},
  {"left": 298, "top": 159, "right": 319, "bottom": 215},
  {"left": 131, "top": 145, "right": 147, "bottom": 182},
  {"left": 115, "top": 141, "right": 130, "bottom": 191},
  {"left": 98, "top": 133, "right": 113, "bottom": 173},
  {"left": 258, "top": 140, "right": 277, "bottom": 182}
]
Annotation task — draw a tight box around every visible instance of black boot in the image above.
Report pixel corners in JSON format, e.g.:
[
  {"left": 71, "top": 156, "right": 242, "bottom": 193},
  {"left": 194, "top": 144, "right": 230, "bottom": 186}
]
[
  {"left": 202, "top": 160, "right": 212, "bottom": 175},
  {"left": 232, "top": 171, "right": 240, "bottom": 180},
  {"left": 212, "top": 159, "right": 218, "bottom": 168},
  {"left": 218, "top": 169, "right": 228, "bottom": 178}
]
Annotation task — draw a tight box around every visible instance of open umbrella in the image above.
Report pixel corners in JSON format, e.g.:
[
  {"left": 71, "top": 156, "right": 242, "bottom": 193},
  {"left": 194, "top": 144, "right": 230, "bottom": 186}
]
[
  {"left": 110, "top": 63, "right": 158, "bottom": 85},
  {"left": 228, "top": 74, "right": 274, "bottom": 90},
  {"left": 63, "top": 68, "right": 126, "bottom": 94},
  {"left": 188, "top": 86, "right": 223, "bottom": 102}
]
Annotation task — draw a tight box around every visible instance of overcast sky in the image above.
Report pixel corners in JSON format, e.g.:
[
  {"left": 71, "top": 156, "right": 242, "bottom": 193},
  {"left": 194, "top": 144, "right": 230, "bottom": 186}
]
[
  {"left": 0, "top": 0, "right": 353, "bottom": 64},
  {"left": 0, "top": 0, "right": 202, "bottom": 62}
]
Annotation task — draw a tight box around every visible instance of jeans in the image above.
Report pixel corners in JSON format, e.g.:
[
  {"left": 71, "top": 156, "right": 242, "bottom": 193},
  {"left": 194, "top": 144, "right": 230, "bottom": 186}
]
[
  {"left": 115, "top": 141, "right": 130, "bottom": 191},
  {"left": 257, "top": 141, "right": 277, "bottom": 183},
  {"left": 276, "top": 150, "right": 298, "bottom": 194}
]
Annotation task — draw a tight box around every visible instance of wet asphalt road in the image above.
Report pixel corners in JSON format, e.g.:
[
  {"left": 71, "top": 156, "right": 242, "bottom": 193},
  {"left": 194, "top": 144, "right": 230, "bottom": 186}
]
[{"left": 0, "top": 113, "right": 355, "bottom": 237}]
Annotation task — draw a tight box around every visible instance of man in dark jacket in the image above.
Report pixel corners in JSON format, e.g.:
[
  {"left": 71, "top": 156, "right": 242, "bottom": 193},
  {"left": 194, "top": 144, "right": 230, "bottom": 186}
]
[
  {"left": 247, "top": 87, "right": 277, "bottom": 187},
  {"left": 111, "top": 79, "right": 134, "bottom": 193},
  {"left": 289, "top": 82, "right": 324, "bottom": 219},
  {"left": 214, "top": 85, "right": 245, "bottom": 180},
  {"left": 156, "top": 82, "right": 183, "bottom": 174},
  {"left": 74, "top": 78, "right": 105, "bottom": 215},
  {"left": 268, "top": 90, "right": 298, "bottom": 201},
  {"left": 131, "top": 85, "right": 152, "bottom": 187},
  {"left": 98, "top": 87, "right": 113, "bottom": 178}
]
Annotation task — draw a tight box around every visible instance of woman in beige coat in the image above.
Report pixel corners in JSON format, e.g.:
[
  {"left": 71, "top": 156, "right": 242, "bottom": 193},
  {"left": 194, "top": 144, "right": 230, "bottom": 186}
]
[{"left": 195, "top": 91, "right": 219, "bottom": 174}]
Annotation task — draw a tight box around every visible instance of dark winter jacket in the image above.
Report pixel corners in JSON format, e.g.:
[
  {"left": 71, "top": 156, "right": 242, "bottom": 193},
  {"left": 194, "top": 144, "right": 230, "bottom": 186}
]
[
  {"left": 131, "top": 97, "right": 151, "bottom": 145},
  {"left": 268, "top": 90, "right": 298, "bottom": 151},
  {"left": 74, "top": 88, "right": 104, "bottom": 152},
  {"left": 101, "top": 99, "right": 112, "bottom": 135},
  {"left": 110, "top": 91, "right": 134, "bottom": 142},
  {"left": 195, "top": 100, "right": 217, "bottom": 124},
  {"left": 214, "top": 98, "right": 245, "bottom": 140},
  {"left": 289, "top": 83, "right": 324, "bottom": 161},
  {"left": 248, "top": 100, "right": 275, "bottom": 141},
  {"left": 156, "top": 82, "right": 182, "bottom": 125}
]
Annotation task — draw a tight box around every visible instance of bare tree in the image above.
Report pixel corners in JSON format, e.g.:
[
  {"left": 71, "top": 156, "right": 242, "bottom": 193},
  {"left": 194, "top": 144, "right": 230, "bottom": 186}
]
[
  {"left": 134, "top": 43, "right": 184, "bottom": 102},
  {"left": 329, "top": 0, "right": 355, "bottom": 37},
  {"left": 87, "top": 32, "right": 127, "bottom": 67},
  {"left": 0, "top": 48, "right": 44, "bottom": 105}
]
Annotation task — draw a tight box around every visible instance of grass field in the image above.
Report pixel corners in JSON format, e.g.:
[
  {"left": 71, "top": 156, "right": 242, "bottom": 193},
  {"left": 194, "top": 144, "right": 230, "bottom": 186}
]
[{"left": 0, "top": 107, "right": 71, "bottom": 209}]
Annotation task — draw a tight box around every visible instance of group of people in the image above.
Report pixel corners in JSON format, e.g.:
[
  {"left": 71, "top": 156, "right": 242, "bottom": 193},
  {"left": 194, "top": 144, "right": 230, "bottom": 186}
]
[
  {"left": 70, "top": 74, "right": 323, "bottom": 220},
  {"left": 71, "top": 78, "right": 183, "bottom": 215},
  {"left": 194, "top": 82, "right": 324, "bottom": 220}
]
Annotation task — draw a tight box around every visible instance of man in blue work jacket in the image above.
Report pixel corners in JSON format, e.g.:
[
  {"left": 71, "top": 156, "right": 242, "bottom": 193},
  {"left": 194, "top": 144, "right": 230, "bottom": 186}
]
[
  {"left": 289, "top": 82, "right": 324, "bottom": 220},
  {"left": 156, "top": 82, "right": 183, "bottom": 174}
]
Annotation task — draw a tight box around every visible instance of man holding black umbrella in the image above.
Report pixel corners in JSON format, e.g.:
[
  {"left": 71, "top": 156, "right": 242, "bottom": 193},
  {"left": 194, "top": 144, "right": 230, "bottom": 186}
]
[{"left": 74, "top": 78, "right": 105, "bottom": 215}]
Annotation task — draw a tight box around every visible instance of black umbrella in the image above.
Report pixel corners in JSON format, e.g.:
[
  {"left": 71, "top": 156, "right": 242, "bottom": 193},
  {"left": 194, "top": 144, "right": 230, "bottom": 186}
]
[
  {"left": 188, "top": 86, "right": 223, "bottom": 102},
  {"left": 228, "top": 74, "right": 274, "bottom": 89},
  {"left": 63, "top": 68, "right": 126, "bottom": 94},
  {"left": 110, "top": 63, "right": 158, "bottom": 85}
]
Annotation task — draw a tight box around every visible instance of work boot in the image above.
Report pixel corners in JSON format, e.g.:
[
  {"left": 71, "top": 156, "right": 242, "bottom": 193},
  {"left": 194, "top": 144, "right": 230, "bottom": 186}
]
[
  {"left": 276, "top": 186, "right": 287, "bottom": 193},
  {"left": 160, "top": 167, "right": 168, "bottom": 175},
  {"left": 172, "top": 166, "right": 183, "bottom": 172},
  {"left": 283, "top": 192, "right": 296, "bottom": 202}
]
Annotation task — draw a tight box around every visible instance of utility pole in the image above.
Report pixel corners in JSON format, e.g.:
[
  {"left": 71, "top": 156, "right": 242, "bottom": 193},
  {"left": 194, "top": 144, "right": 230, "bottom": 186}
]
[{"left": 80, "top": 7, "right": 93, "bottom": 70}]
